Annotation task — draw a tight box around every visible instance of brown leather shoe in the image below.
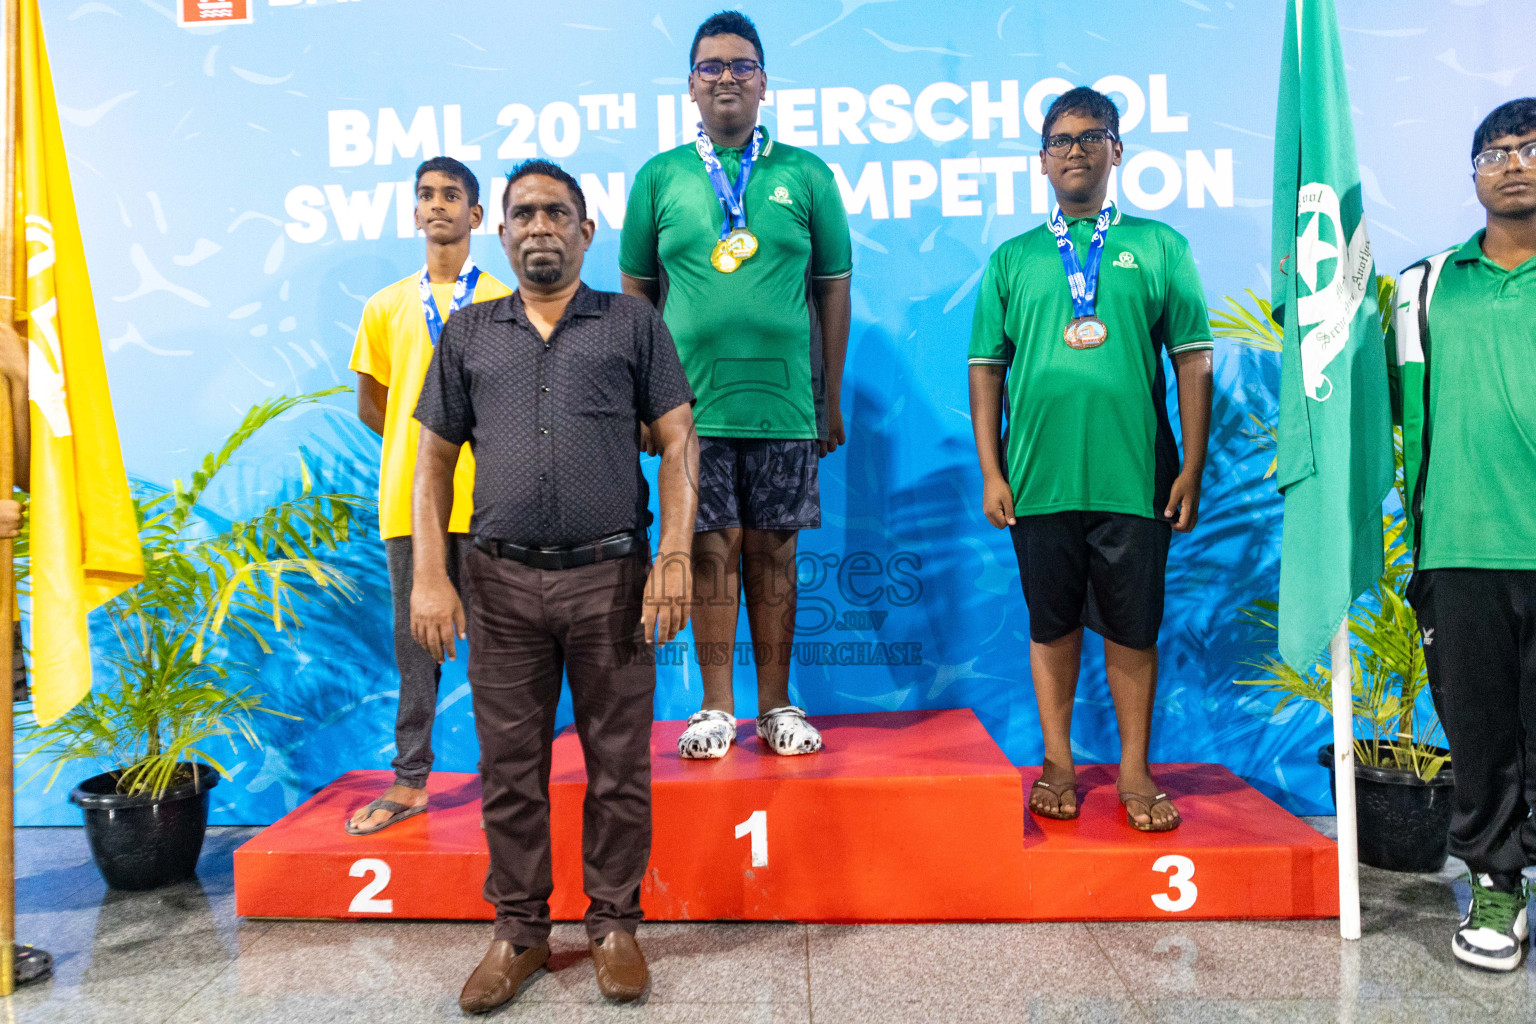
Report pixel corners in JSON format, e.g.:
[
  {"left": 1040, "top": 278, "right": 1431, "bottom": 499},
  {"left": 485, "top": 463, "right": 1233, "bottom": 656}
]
[
  {"left": 589, "top": 930, "right": 649, "bottom": 1002},
  {"left": 458, "top": 940, "right": 549, "bottom": 1014}
]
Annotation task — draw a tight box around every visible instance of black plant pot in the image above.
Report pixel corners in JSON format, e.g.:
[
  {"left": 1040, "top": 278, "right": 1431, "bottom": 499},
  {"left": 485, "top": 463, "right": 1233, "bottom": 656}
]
[
  {"left": 68, "top": 763, "right": 218, "bottom": 891},
  {"left": 1318, "top": 744, "right": 1454, "bottom": 873}
]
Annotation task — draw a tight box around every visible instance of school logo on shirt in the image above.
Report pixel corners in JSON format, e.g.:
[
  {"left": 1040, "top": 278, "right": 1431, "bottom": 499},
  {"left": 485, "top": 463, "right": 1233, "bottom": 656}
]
[
  {"left": 1112, "top": 251, "right": 1138, "bottom": 269},
  {"left": 768, "top": 186, "right": 794, "bottom": 206}
]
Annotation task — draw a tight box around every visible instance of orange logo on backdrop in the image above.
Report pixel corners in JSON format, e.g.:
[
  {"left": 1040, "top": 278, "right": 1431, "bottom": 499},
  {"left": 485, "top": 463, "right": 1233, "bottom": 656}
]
[{"left": 178, "top": 0, "right": 252, "bottom": 26}]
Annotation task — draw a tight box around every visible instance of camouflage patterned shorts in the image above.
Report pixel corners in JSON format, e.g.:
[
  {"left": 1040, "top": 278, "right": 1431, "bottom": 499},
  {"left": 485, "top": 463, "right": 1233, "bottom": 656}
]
[{"left": 695, "top": 438, "right": 820, "bottom": 533}]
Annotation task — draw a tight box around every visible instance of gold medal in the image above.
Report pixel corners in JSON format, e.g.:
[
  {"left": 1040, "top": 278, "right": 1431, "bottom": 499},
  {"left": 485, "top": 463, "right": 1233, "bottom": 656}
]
[
  {"left": 710, "top": 239, "right": 738, "bottom": 273},
  {"left": 710, "top": 228, "right": 758, "bottom": 274},
  {"left": 1063, "top": 316, "right": 1108, "bottom": 350}
]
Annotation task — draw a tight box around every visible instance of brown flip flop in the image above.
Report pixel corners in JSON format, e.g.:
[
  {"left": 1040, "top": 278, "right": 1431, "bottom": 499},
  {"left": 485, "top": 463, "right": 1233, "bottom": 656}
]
[
  {"left": 1029, "top": 776, "right": 1081, "bottom": 820},
  {"left": 344, "top": 798, "right": 427, "bottom": 836},
  {"left": 1118, "top": 790, "right": 1181, "bottom": 832}
]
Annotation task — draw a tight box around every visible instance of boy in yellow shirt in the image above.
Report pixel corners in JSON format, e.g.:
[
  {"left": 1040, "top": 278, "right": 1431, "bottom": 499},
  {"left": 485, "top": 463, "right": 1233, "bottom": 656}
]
[{"left": 345, "top": 157, "right": 512, "bottom": 835}]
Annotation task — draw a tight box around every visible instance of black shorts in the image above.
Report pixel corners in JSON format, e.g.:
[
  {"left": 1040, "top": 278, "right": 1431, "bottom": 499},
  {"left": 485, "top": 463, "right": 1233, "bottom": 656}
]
[
  {"left": 695, "top": 437, "right": 820, "bottom": 533},
  {"left": 1008, "top": 510, "right": 1171, "bottom": 650}
]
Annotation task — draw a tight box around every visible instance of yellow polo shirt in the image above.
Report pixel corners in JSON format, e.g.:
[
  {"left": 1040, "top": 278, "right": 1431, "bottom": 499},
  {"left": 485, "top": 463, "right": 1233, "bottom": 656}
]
[{"left": 349, "top": 271, "right": 513, "bottom": 539}]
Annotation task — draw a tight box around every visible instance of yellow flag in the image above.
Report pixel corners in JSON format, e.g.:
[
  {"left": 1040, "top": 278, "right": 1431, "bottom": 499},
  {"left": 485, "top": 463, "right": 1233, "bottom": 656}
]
[{"left": 14, "top": 0, "right": 144, "bottom": 725}]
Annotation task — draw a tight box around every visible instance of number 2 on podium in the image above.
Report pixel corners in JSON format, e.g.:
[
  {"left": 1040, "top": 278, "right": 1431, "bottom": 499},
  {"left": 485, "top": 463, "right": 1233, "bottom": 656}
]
[
  {"left": 349, "top": 858, "right": 394, "bottom": 913},
  {"left": 1151, "top": 855, "right": 1197, "bottom": 912},
  {"left": 735, "top": 810, "right": 768, "bottom": 867}
]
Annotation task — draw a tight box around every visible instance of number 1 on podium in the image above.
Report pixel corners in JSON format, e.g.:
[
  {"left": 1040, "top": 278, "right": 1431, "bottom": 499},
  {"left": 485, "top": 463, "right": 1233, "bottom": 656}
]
[{"left": 735, "top": 810, "right": 768, "bottom": 867}]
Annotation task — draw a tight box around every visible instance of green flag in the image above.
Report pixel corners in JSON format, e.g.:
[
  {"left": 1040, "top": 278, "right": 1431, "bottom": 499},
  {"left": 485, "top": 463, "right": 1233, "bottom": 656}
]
[{"left": 1270, "top": 0, "right": 1392, "bottom": 671}]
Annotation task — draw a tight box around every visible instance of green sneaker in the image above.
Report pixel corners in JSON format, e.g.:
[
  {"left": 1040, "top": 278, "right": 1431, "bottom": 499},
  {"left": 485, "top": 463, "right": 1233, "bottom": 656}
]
[{"left": 1454, "top": 873, "right": 1529, "bottom": 972}]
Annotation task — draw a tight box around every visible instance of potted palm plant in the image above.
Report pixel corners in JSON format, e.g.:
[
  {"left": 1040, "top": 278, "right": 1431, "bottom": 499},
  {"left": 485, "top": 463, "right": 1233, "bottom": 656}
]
[
  {"left": 22, "top": 388, "right": 369, "bottom": 890},
  {"left": 1217, "top": 283, "right": 1455, "bottom": 873}
]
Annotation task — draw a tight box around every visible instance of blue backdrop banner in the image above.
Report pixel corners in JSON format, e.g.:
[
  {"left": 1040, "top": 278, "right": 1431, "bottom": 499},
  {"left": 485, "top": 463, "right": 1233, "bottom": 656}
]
[{"left": 21, "top": 0, "right": 1533, "bottom": 823}]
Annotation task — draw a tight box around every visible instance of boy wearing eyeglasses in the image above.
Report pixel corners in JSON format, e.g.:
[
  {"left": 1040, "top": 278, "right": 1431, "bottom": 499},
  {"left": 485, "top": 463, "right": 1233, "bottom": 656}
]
[
  {"left": 621, "top": 10, "right": 852, "bottom": 762},
  {"left": 1389, "top": 97, "right": 1536, "bottom": 972},
  {"left": 968, "top": 86, "right": 1213, "bottom": 832}
]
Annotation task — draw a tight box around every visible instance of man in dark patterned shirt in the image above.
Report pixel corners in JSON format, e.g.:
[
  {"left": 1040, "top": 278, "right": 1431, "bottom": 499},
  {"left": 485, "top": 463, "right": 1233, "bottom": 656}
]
[{"left": 413, "top": 160, "right": 697, "bottom": 1012}]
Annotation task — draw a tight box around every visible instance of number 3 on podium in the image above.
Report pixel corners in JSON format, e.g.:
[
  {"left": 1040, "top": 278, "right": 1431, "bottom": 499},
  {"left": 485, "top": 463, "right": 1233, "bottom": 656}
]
[{"left": 1151, "top": 855, "right": 1197, "bottom": 912}]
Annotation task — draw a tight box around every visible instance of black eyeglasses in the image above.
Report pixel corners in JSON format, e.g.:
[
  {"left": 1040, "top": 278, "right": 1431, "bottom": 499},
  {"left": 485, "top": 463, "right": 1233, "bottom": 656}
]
[
  {"left": 1043, "top": 128, "right": 1117, "bottom": 156},
  {"left": 691, "top": 58, "right": 763, "bottom": 82},
  {"left": 1473, "top": 141, "right": 1536, "bottom": 176}
]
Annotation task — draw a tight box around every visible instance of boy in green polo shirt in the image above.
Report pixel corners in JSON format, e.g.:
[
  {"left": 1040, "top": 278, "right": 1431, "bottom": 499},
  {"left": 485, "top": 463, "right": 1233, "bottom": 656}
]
[
  {"left": 621, "top": 11, "right": 852, "bottom": 760},
  {"left": 1389, "top": 97, "right": 1536, "bottom": 972},
  {"left": 968, "top": 87, "right": 1213, "bottom": 832}
]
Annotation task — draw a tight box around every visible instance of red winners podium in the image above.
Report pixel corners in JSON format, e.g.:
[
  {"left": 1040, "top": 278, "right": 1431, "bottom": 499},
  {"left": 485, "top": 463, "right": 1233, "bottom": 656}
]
[{"left": 234, "top": 709, "right": 1337, "bottom": 922}]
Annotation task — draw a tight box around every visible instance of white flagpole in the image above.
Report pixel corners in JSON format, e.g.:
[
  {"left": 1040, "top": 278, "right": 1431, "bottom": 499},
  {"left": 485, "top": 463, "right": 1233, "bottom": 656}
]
[
  {"left": 1331, "top": 620, "right": 1361, "bottom": 940},
  {"left": 1295, "top": 0, "right": 1361, "bottom": 943}
]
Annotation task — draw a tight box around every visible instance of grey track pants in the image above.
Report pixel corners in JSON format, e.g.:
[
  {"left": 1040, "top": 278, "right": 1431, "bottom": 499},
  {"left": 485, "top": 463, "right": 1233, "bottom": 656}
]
[{"left": 384, "top": 533, "right": 469, "bottom": 789}]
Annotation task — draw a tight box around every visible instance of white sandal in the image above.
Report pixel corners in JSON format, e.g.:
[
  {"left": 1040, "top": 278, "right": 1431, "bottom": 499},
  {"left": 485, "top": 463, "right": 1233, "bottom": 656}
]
[
  {"left": 756, "top": 706, "right": 823, "bottom": 756},
  {"left": 678, "top": 708, "right": 736, "bottom": 760}
]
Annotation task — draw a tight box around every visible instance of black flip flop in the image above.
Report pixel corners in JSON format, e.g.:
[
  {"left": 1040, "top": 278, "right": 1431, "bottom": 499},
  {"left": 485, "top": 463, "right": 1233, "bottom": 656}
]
[{"left": 344, "top": 798, "right": 427, "bottom": 836}]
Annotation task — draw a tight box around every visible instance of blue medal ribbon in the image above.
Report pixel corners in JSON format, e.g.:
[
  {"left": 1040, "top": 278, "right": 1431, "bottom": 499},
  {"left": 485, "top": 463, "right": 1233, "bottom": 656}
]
[
  {"left": 1048, "top": 201, "right": 1115, "bottom": 319},
  {"left": 418, "top": 255, "right": 482, "bottom": 347},
  {"left": 695, "top": 124, "right": 763, "bottom": 240}
]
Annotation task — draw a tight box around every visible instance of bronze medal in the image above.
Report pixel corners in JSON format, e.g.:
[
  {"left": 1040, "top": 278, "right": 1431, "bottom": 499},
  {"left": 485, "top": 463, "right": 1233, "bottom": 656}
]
[{"left": 1063, "top": 316, "right": 1108, "bottom": 350}]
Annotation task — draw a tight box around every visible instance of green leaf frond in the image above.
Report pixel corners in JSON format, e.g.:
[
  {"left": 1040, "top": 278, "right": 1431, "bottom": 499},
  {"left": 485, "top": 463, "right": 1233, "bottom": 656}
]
[
  {"left": 19, "top": 386, "right": 367, "bottom": 798},
  {"left": 1209, "top": 290, "right": 1282, "bottom": 351},
  {"left": 166, "top": 386, "right": 351, "bottom": 535},
  {"left": 1233, "top": 498, "right": 1443, "bottom": 778}
]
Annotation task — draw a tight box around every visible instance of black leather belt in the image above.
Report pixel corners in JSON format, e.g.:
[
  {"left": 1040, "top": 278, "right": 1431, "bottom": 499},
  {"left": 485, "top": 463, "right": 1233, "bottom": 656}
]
[{"left": 473, "top": 530, "right": 644, "bottom": 571}]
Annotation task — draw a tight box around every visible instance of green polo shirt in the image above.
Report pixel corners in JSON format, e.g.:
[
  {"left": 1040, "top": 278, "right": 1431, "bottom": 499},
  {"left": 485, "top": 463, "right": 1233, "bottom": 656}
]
[
  {"left": 620, "top": 128, "right": 852, "bottom": 439},
  {"left": 1415, "top": 230, "right": 1536, "bottom": 570},
  {"left": 968, "top": 209, "right": 1212, "bottom": 518}
]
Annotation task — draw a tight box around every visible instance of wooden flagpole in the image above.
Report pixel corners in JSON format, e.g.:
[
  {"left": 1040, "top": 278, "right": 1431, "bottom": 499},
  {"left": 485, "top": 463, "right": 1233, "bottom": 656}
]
[{"left": 0, "top": 0, "right": 20, "bottom": 998}]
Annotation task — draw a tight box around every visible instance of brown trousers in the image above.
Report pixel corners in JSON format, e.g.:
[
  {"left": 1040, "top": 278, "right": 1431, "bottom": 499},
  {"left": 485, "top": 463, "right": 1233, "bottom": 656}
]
[{"left": 464, "top": 546, "right": 655, "bottom": 946}]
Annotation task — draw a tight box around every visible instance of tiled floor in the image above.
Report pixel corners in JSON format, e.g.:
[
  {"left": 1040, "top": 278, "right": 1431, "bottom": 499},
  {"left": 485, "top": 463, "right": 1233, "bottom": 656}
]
[{"left": 6, "top": 821, "right": 1533, "bottom": 1023}]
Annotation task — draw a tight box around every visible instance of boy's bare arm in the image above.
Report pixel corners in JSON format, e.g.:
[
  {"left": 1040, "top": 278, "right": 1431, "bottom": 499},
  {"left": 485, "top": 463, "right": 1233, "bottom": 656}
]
[
  {"left": 357, "top": 373, "right": 388, "bottom": 436},
  {"left": 968, "top": 363, "right": 1015, "bottom": 528},
  {"left": 1165, "top": 349, "right": 1213, "bottom": 532}
]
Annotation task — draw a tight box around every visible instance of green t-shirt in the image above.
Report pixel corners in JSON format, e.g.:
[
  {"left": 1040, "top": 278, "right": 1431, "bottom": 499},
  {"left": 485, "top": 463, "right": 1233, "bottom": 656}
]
[
  {"left": 968, "top": 208, "right": 1212, "bottom": 518},
  {"left": 620, "top": 128, "right": 852, "bottom": 439},
  {"left": 1414, "top": 231, "right": 1536, "bottom": 570}
]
